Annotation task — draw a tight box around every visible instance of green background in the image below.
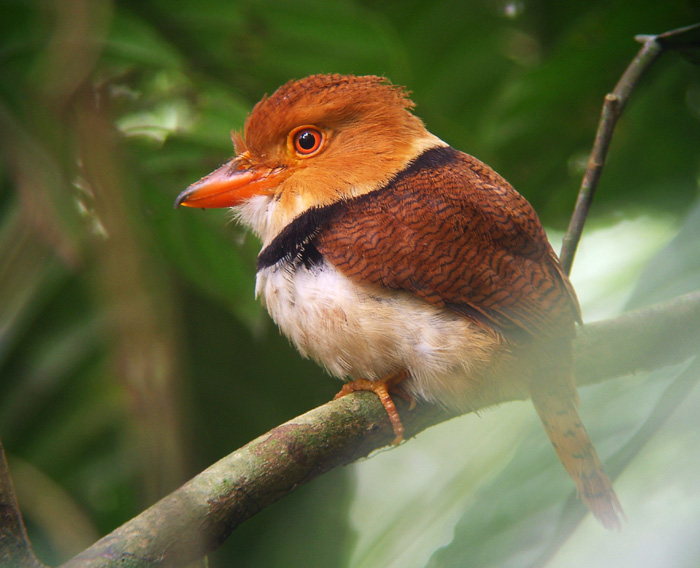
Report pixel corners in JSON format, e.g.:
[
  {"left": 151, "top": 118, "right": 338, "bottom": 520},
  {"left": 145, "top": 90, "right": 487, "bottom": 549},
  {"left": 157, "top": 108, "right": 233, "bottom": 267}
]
[{"left": 1, "top": 1, "right": 699, "bottom": 566}]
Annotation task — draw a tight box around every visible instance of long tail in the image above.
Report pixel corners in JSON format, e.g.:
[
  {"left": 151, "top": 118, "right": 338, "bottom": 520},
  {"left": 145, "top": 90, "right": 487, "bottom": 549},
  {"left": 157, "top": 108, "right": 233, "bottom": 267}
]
[{"left": 531, "top": 391, "right": 625, "bottom": 530}]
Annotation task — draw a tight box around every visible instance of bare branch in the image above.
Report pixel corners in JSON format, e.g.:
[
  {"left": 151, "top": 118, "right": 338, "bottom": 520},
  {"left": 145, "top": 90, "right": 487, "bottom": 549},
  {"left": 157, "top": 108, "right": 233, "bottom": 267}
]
[
  {"left": 574, "top": 290, "right": 700, "bottom": 386},
  {"left": 560, "top": 36, "right": 663, "bottom": 274},
  {"left": 60, "top": 290, "right": 700, "bottom": 568}
]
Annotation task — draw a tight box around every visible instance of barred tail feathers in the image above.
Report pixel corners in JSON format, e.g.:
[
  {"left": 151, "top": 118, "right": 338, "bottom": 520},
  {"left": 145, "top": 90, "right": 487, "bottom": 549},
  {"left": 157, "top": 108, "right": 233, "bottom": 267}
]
[{"left": 532, "top": 392, "right": 624, "bottom": 530}]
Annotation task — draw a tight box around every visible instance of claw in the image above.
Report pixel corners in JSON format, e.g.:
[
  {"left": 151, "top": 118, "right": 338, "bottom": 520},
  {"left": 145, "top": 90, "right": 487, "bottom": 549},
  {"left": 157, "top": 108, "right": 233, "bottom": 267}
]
[{"left": 334, "top": 370, "right": 410, "bottom": 444}]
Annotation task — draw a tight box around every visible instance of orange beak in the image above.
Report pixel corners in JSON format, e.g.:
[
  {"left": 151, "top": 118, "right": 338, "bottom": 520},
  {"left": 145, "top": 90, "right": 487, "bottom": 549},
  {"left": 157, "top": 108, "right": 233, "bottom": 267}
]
[{"left": 174, "top": 156, "right": 287, "bottom": 209}]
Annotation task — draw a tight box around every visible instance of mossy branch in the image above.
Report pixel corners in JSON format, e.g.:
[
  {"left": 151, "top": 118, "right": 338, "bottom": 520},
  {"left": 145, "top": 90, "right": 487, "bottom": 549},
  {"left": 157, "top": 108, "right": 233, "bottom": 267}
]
[{"left": 56, "top": 290, "right": 700, "bottom": 568}]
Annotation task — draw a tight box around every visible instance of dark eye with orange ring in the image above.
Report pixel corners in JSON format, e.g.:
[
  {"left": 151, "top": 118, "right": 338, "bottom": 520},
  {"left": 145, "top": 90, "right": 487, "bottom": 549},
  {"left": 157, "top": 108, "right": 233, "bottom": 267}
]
[{"left": 291, "top": 127, "right": 323, "bottom": 156}]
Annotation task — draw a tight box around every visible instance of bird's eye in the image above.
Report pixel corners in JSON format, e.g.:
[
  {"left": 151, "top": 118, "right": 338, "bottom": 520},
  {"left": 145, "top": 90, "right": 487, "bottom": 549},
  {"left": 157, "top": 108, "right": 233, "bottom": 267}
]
[{"left": 290, "top": 126, "right": 324, "bottom": 156}]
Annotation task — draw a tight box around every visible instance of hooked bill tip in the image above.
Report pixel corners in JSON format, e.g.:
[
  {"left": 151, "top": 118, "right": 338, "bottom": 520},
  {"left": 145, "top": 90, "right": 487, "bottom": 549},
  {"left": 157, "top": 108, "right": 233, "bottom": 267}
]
[{"left": 173, "top": 185, "right": 196, "bottom": 209}]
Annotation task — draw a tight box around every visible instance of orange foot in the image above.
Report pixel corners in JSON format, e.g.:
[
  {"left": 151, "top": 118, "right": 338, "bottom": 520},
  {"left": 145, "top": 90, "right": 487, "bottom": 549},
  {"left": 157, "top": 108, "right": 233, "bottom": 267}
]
[{"left": 334, "top": 370, "right": 411, "bottom": 445}]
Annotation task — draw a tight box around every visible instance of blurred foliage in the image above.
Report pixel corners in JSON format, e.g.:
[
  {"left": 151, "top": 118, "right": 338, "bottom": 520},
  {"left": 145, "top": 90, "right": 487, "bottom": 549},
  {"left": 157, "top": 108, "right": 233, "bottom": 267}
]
[{"left": 0, "top": 0, "right": 699, "bottom": 567}]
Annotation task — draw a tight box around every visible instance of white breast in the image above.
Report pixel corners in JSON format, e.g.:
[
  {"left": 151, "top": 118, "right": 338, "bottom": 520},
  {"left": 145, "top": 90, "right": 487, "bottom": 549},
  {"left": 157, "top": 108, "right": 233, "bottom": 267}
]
[{"left": 255, "top": 259, "right": 501, "bottom": 408}]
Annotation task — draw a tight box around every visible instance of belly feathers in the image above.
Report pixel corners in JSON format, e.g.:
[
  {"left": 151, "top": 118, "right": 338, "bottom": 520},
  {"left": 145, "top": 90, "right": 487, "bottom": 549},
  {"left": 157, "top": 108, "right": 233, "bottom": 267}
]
[{"left": 255, "top": 260, "right": 499, "bottom": 405}]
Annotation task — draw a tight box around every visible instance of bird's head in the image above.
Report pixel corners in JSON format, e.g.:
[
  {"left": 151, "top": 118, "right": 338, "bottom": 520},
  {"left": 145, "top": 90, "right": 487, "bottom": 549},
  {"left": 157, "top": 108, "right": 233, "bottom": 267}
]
[{"left": 175, "top": 74, "right": 444, "bottom": 242}]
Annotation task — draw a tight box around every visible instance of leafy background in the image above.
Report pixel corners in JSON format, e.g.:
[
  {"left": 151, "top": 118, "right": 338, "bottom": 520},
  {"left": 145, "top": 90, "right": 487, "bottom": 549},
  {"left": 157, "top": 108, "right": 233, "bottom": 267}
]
[{"left": 1, "top": 0, "right": 699, "bottom": 566}]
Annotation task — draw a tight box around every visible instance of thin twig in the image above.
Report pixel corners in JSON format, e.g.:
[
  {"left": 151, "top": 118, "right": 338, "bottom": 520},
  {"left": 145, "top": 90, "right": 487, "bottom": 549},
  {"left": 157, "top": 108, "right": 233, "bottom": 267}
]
[
  {"left": 0, "top": 441, "right": 45, "bottom": 568},
  {"left": 60, "top": 291, "right": 700, "bottom": 568},
  {"left": 559, "top": 36, "right": 663, "bottom": 274}
]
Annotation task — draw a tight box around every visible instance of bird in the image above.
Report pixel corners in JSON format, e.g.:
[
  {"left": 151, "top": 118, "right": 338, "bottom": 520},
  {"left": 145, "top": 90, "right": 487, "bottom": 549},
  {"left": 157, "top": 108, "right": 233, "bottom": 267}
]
[{"left": 175, "top": 74, "right": 623, "bottom": 529}]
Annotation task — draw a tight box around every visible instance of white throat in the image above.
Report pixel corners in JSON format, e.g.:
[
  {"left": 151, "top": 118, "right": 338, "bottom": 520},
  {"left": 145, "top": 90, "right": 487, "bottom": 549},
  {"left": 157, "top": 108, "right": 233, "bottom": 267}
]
[{"left": 233, "top": 133, "right": 447, "bottom": 247}]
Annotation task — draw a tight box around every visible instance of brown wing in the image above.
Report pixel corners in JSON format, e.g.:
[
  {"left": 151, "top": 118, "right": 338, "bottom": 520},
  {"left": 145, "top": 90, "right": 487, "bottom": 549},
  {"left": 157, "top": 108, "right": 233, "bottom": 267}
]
[{"left": 315, "top": 146, "right": 580, "bottom": 340}]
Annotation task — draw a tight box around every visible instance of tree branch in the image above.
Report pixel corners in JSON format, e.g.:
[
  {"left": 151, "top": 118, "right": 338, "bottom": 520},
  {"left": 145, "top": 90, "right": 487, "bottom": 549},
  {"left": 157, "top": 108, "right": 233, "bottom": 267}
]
[
  {"left": 0, "top": 441, "right": 46, "bottom": 568},
  {"left": 559, "top": 36, "right": 663, "bottom": 274},
  {"left": 559, "top": 22, "right": 700, "bottom": 274},
  {"left": 559, "top": 24, "right": 700, "bottom": 274},
  {"left": 574, "top": 291, "right": 700, "bottom": 386},
  {"left": 60, "top": 290, "right": 700, "bottom": 568}
]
